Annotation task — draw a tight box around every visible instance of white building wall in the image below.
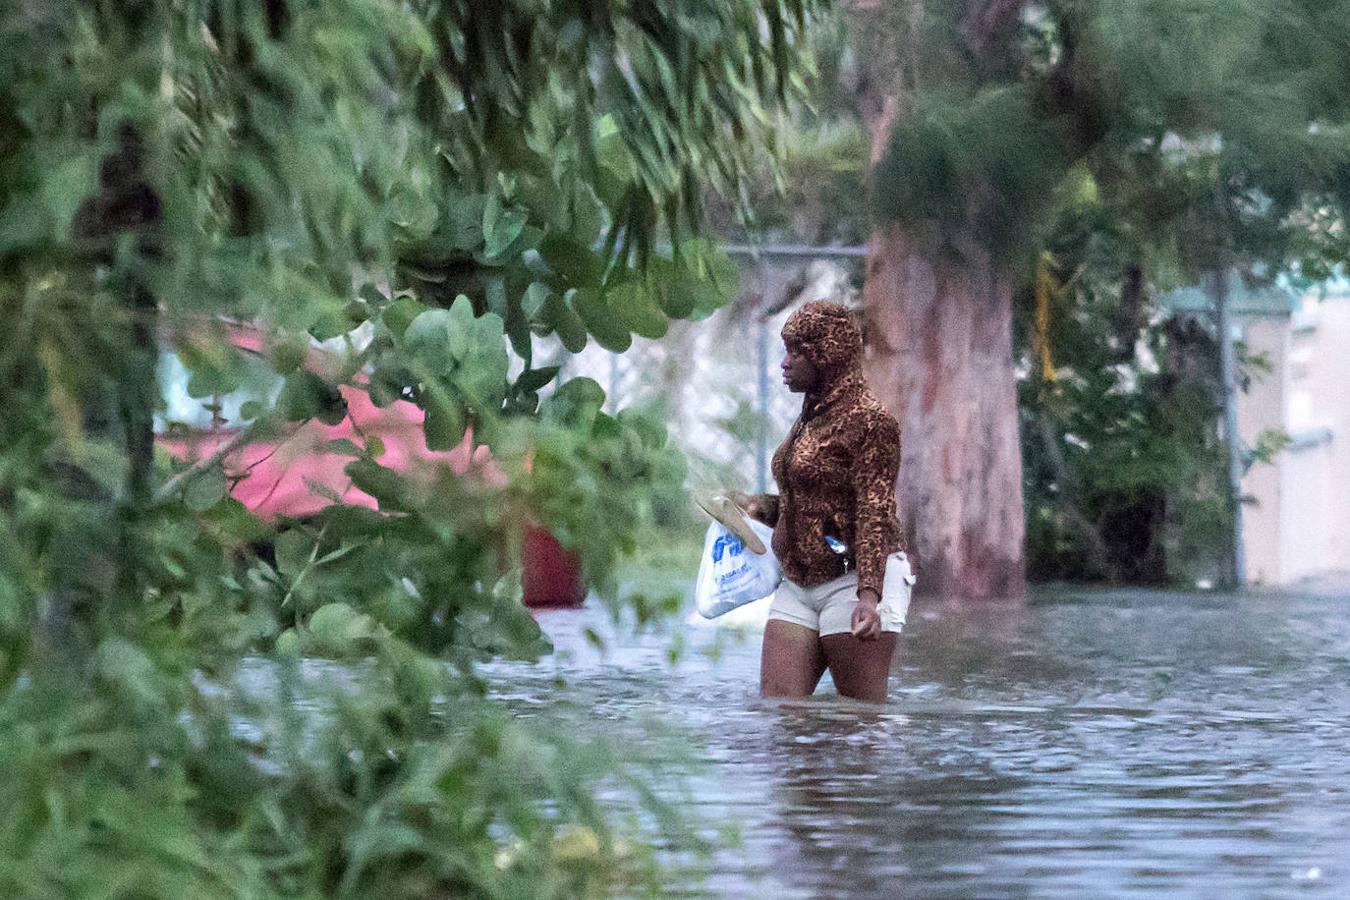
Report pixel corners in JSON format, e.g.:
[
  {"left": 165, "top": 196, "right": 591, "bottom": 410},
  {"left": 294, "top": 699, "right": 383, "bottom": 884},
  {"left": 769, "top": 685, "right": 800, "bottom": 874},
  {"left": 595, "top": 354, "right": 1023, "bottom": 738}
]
[
  {"left": 1239, "top": 286, "right": 1350, "bottom": 585},
  {"left": 1277, "top": 439, "right": 1335, "bottom": 582},
  {"left": 1238, "top": 317, "right": 1288, "bottom": 584},
  {"left": 1304, "top": 290, "right": 1350, "bottom": 573}
]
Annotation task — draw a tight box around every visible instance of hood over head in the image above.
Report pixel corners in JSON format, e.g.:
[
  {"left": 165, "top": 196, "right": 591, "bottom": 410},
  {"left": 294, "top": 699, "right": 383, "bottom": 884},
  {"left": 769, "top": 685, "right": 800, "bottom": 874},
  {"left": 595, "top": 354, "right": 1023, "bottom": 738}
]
[{"left": 781, "top": 301, "right": 863, "bottom": 388}]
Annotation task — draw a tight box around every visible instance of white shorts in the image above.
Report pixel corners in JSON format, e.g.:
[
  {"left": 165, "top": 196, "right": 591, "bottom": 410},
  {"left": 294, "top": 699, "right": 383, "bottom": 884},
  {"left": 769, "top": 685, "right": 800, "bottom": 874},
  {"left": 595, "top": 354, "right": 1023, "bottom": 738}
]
[{"left": 767, "top": 553, "right": 914, "bottom": 637}]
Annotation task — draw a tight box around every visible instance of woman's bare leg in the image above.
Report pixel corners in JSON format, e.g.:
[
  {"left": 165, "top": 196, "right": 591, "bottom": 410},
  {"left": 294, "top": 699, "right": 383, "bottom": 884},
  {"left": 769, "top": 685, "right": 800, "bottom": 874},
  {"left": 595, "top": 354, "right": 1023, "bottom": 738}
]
[
  {"left": 760, "top": 620, "right": 827, "bottom": 698},
  {"left": 821, "top": 633, "right": 896, "bottom": 703}
]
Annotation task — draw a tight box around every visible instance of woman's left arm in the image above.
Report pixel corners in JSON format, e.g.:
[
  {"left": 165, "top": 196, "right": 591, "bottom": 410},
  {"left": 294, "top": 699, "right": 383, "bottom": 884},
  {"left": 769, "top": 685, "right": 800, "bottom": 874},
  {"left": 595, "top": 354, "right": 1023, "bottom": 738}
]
[{"left": 852, "top": 415, "right": 902, "bottom": 607}]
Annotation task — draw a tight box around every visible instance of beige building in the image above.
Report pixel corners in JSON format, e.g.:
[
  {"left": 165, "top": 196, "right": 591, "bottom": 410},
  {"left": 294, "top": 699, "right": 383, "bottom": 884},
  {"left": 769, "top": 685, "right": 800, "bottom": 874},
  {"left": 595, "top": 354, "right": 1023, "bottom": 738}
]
[{"left": 1228, "top": 278, "right": 1350, "bottom": 584}]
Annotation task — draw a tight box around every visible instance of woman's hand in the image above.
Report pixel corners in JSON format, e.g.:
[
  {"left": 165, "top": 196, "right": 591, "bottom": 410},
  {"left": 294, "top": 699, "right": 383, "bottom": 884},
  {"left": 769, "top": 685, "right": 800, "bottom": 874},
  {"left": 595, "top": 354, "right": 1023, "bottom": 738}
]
[
  {"left": 729, "top": 490, "right": 764, "bottom": 522},
  {"left": 851, "top": 589, "right": 882, "bottom": 640}
]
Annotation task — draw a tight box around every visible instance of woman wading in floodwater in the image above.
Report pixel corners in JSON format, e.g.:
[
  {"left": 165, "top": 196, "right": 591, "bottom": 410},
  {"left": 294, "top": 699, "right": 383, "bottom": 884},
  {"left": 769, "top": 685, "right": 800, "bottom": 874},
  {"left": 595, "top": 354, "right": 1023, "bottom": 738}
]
[{"left": 735, "top": 301, "right": 910, "bottom": 703}]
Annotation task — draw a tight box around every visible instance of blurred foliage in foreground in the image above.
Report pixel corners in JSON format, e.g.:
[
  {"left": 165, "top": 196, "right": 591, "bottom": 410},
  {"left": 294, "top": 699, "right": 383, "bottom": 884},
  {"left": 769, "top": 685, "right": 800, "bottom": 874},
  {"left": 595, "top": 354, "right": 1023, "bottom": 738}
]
[{"left": 0, "top": 0, "right": 821, "bottom": 895}]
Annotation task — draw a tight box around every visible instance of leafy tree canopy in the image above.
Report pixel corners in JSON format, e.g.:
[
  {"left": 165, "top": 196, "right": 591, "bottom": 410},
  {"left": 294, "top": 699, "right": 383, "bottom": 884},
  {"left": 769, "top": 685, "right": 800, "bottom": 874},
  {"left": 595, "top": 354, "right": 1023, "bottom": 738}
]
[{"left": 868, "top": 0, "right": 1350, "bottom": 277}]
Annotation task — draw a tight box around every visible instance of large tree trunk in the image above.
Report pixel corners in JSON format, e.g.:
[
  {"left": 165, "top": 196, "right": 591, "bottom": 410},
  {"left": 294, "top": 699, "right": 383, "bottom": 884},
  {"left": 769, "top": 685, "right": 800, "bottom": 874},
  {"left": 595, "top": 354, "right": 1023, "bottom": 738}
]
[
  {"left": 852, "top": 0, "right": 1028, "bottom": 601},
  {"left": 862, "top": 220, "right": 1026, "bottom": 600}
]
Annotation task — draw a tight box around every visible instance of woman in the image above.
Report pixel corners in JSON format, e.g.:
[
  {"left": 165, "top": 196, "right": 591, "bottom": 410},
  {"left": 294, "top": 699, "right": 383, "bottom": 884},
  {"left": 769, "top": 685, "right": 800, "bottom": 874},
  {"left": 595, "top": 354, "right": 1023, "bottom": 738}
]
[{"left": 736, "top": 300, "right": 909, "bottom": 703}]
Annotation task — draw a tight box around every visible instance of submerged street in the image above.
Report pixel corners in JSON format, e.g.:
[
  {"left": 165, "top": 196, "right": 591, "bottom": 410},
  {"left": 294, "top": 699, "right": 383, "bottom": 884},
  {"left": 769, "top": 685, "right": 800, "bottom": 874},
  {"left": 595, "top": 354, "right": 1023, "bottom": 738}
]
[{"left": 483, "top": 582, "right": 1350, "bottom": 897}]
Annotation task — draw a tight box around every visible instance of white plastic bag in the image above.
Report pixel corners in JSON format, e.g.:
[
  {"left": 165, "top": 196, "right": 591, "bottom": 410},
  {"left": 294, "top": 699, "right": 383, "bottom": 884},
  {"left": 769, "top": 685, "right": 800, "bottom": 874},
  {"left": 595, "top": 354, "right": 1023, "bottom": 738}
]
[
  {"left": 694, "top": 519, "right": 781, "bottom": 618},
  {"left": 878, "top": 552, "right": 917, "bottom": 631}
]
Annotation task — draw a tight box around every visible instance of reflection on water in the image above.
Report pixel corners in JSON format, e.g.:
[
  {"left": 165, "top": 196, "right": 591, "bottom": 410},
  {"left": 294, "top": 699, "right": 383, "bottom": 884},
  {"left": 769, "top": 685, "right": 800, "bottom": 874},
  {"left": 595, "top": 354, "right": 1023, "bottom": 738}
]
[{"left": 483, "top": 582, "right": 1350, "bottom": 897}]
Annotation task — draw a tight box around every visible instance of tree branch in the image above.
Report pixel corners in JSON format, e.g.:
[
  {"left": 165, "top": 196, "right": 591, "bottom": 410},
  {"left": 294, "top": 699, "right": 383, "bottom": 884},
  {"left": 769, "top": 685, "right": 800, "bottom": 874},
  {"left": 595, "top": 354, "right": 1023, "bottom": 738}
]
[
  {"left": 1114, "top": 262, "right": 1145, "bottom": 363},
  {"left": 1037, "top": 410, "right": 1116, "bottom": 579},
  {"left": 152, "top": 420, "right": 299, "bottom": 506}
]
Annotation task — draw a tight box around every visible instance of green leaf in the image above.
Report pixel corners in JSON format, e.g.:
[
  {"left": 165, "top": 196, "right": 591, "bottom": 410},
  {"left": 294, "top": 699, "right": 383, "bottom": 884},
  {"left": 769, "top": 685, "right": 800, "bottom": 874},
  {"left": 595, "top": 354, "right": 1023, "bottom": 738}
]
[
  {"left": 505, "top": 297, "right": 532, "bottom": 361},
  {"left": 485, "top": 276, "right": 507, "bottom": 318},
  {"left": 0, "top": 197, "right": 49, "bottom": 254},
  {"left": 184, "top": 465, "right": 228, "bottom": 512},
  {"left": 315, "top": 543, "right": 358, "bottom": 566},
  {"left": 403, "top": 296, "right": 473, "bottom": 374},
  {"left": 44, "top": 153, "right": 98, "bottom": 232},
  {"left": 186, "top": 369, "right": 232, "bottom": 399},
  {"left": 592, "top": 411, "right": 623, "bottom": 440},
  {"left": 278, "top": 372, "right": 347, "bottom": 425},
  {"left": 275, "top": 628, "right": 300, "bottom": 657},
  {"left": 516, "top": 365, "right": 561, "bottom": 394},
  {"left": 403, "top": 310, "right": 453, "bottom": 374},
  {"left": 572, "top": 287, "right": 632, "bottom": 352},
  {"left": 343, "top": 821, "right": 429, "bottom": 892},
  {"left": 570, "top": 183, "right": 605, "bottom": 248},
  {"left": 543, "top": 377, "right": 607, "bottom": 427},
  {"left": 308, "top": 304, "right": 352, "bottom": 341},
  {"left": 423, "top": 388, "right": 467, "bottom": 450},
  {"left": 325, "top": 439, "right": 363, "bottom": 457},
  {"left": 483, "top": 193, "right": 527, "bottom": 258},
  {"left": 691, "top": 241, "right": 742, "bottom": 300},
  {"left": 510, "top": 391, "right": 540, "bottom": 415},
  {"left": 542, "top": 291, "right": 588, "bottom": 353},
  {"left": 608, "top": 279, "right": 669, "bottom": 339},
  {"left": 540, "top": 234, "right": 604, "bottom": 286},
  {"left": 303, "top": 474, "right": 342, "bottom": 504},
  {"left": 663, "top": 269, "right": 722, "bottom": 320},
  {"left": 448, "top": 193, "right": 486, "bottom": 251},
  {"left": 182, "top": 345, "right": 246, "bottom": 397},
  {"left": 617, "top": 407, "right": 670, "bottom": 449},
  {"left": 382, "top": 297, "right": 429, "bottom": 339},
  {"left": 270, "top": 336, "right": 309, "bottom": 374},
  {"left": 275, "top": 530, "right": 313, "bottom": 578},
  {"left": 483, "top": 191, "right": 502, "bottom": 236},
  {"left": 308, "top": 603, "right": 382, "bottom": 653},
  {"left": 344, "top": 459, "right": 406, "bottom": 511},
  {"left": 368, "top": 366, "right": 408, "bottom": 407},
  {"left": 522, "top": 282, "right": 550, "bottom": 320},
  {"left": 305, "top": 477, "right": 344, "bottom": 503},
  {"left": 93, "top": 639, "right": 162, "bottom": 710},
  {"left": 457, "top": 313, "right": 510, "bottom": 410}
]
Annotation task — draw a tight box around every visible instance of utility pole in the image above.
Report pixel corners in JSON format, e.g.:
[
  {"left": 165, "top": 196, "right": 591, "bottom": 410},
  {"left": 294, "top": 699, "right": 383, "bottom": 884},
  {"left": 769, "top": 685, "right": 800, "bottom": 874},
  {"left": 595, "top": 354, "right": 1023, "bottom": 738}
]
[
  {"left": 1213, "top": 267, "right": 1248, "bottom": 587},
  {"left": 756, "top": 317, "right": 770, "bottom": 494}
]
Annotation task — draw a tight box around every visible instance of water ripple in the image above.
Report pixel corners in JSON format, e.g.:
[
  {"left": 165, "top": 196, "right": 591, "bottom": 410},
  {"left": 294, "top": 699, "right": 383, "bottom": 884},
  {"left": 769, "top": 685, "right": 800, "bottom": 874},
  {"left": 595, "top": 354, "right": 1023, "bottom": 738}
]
[{"left": 483, "top": 583, "right": 1350, "bottom": 897}]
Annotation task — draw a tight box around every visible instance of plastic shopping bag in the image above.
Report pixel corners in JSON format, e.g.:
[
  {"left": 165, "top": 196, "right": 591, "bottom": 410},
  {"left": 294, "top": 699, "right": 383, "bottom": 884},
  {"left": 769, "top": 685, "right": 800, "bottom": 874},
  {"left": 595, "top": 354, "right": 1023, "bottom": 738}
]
[{"left": 694, "top": 519, "right": 781, "bottom": 618}]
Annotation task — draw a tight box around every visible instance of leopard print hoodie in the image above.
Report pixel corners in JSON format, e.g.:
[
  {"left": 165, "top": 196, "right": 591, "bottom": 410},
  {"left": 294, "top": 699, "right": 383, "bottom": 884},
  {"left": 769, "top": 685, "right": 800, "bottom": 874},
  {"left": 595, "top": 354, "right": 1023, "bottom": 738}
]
[{"left": 752, "top": 301, "right": 905, "bottom": 599}]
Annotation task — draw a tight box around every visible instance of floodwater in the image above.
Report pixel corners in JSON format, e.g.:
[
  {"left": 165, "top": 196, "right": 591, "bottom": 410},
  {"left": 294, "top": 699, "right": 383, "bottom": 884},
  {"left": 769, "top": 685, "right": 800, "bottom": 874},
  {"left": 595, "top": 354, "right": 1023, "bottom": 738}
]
[{"left": 484, "top": 581, "right": 1350, "bottom": 898}]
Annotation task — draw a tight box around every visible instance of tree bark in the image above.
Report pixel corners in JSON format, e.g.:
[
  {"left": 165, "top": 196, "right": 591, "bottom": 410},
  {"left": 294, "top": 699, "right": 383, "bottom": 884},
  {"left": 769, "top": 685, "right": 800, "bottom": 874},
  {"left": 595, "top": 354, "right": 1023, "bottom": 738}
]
[
  {"left": 861, "top": 219, "right": 1027, "bottom": 600},
  {"left": 852, "top": 0, "right": 1029, "bottom": 601}
]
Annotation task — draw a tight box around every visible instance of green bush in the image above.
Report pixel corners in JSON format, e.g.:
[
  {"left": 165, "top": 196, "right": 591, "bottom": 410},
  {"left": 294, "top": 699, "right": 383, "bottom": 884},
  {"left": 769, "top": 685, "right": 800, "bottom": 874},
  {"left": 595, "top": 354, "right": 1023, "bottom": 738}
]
[{"left": 0, "top": 0, "right": 821, "bottom": 894}]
